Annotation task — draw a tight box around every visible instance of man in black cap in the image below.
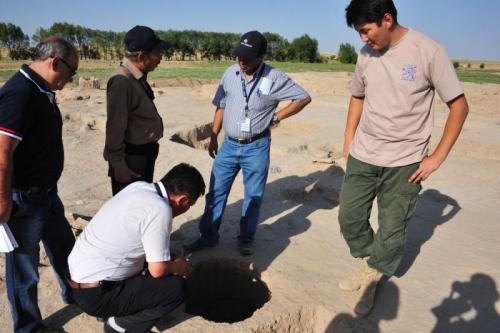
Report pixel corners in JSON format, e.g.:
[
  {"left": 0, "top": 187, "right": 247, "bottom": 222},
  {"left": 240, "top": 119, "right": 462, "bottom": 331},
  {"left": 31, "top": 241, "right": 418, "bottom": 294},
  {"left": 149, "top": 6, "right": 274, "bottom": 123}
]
[
  {"left": 104, "top": 25, "right": 169, "bottom": 195},
  {"left": 184, "top": 30, "right": 311, "bottom": 255}
]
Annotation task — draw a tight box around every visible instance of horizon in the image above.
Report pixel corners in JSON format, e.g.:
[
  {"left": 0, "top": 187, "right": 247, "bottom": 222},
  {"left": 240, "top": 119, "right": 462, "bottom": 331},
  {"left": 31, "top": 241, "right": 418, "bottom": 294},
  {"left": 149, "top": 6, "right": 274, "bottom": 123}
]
[{"left": 1, "top": 0, "right": 499, "bottom": 61}]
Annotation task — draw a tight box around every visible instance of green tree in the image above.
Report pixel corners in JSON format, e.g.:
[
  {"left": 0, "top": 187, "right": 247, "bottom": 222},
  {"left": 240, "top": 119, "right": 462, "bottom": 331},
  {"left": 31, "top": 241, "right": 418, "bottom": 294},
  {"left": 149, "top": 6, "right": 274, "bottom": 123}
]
[
  {"left": 288, "top": 34, "right": 321, "bottom": 63},
  {"left": 0, "top": 22, "right": 30, "bottom": 60},
  {"left": 263, "top": 32, "right": 289, "bottom": 61},
  {"left": 337, "top": 43, "right": 358, "bottom": 64}
]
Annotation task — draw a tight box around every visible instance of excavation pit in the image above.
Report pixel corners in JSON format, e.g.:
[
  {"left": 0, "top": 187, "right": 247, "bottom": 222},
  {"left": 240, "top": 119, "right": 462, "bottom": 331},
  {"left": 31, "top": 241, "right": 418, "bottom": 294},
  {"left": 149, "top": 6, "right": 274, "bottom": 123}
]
[
  {"left": 185, "top": 258, "right": 271, "bottom": 323},
  {"left": 170, "top": 123, "right": 213, "bottom": 150}
]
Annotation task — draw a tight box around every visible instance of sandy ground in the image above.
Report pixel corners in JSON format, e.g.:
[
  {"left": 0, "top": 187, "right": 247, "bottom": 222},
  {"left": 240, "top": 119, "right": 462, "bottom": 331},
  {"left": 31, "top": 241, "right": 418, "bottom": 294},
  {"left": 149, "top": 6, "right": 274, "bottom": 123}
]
[{"left": 1, "top": 71, "right": 499, "bottom": 332}]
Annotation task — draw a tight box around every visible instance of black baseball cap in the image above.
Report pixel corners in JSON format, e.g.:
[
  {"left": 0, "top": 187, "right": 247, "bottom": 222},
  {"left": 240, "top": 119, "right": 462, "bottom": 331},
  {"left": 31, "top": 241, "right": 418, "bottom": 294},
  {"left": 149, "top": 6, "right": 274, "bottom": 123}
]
[
  {"left": 124, "top": 25, "right": 169, "bottom": 53},
  {"left": 234, "top": 31, "right": 267, "bottom": 60}
]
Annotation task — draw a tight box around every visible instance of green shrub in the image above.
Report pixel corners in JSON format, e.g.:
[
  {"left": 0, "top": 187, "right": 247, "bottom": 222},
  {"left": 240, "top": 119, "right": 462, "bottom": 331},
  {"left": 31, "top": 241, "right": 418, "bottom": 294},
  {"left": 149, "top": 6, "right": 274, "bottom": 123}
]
[{"left": 337, "top": 43, "right": 358, "bottom": 64}]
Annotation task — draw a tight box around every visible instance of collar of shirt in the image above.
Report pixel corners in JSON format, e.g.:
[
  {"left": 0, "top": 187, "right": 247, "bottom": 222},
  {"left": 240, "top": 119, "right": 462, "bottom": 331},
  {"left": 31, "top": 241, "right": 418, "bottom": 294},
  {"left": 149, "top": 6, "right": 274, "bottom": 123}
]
[
  {"left": 240, "top": 61, "right": 265, "bottom": 84},
  {"left": 121, "top": 57, "right": 144, "bottom": 80},
  {"left": 19, "top": 64, "right": 56, "bottom": 106}
]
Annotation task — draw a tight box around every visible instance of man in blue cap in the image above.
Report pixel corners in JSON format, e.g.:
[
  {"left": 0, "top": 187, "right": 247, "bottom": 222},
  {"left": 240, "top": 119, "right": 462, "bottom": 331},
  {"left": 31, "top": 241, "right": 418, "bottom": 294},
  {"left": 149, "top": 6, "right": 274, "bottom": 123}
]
[
  {"left": 184, "top": 31, "right": 311, "bottom": 256},
  {"left": 104, "top": 25, "right": 169, "bottom": 195}
]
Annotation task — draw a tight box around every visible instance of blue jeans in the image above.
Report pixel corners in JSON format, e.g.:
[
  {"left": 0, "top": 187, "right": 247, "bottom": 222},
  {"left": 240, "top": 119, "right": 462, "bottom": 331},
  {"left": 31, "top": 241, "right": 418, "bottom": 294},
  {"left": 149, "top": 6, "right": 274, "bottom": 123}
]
[
  {"left": 6, "top": 187, "right": 75, "bottom": 333},
  {"left": 199, "top": 133, "right": 271, "bottom": 244}
]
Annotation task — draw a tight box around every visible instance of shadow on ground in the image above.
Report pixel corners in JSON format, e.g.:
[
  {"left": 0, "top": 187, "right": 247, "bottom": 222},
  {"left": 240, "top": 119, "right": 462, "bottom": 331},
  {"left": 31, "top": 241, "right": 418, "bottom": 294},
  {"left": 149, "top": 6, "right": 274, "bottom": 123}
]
[
  {"left": 326, "top": 281, "right": 399, "bottom": 333},
  {"left": 395, "top": 188, "right": 461, "bottom": 277}
]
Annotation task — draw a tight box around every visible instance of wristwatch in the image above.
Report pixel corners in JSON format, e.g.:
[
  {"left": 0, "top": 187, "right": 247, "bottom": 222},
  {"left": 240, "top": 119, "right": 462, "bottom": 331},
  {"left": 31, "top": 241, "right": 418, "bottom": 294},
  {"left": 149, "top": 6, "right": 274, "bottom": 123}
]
[{"left": 272, "top": 112, "right": 280, "bottom": 125}]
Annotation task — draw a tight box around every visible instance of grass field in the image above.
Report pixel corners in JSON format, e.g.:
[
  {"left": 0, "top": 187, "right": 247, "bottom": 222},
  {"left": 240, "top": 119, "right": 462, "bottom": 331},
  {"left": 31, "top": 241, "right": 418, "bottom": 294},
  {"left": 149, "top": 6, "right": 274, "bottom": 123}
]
[{"left": 0, "top": 59, "right": 499, "bottom": 84}]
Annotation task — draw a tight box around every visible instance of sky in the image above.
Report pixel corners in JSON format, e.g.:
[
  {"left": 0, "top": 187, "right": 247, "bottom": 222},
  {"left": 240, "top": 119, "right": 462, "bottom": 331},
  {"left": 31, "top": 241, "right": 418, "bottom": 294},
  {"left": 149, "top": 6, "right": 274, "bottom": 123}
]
[{"left": 1, "top": 0, "right": 499, "bottom": 60}]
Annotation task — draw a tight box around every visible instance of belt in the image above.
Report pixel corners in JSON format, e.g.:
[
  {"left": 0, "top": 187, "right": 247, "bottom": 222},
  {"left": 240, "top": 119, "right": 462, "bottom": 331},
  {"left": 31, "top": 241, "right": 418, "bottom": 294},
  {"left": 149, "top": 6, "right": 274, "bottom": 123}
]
[
  {"left": 227, "top": 129, "right": 269, "bottom": 145},
  {"left": 66, "top": 278, "right": 100, "bottom": 289},
  {"left": 13, "top": 186, "right": 56, "bottom": 195}
]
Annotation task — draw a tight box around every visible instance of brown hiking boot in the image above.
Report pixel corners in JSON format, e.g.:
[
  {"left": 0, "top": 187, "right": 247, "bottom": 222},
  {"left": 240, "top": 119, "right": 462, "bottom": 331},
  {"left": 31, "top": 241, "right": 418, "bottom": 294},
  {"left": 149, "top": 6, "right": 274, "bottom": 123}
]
[
  {"left": 338, "top": 257, "right": 370, "bottom": 292},
  {"left": 353, "top": 268, "right": 383, "bottom": 317}
]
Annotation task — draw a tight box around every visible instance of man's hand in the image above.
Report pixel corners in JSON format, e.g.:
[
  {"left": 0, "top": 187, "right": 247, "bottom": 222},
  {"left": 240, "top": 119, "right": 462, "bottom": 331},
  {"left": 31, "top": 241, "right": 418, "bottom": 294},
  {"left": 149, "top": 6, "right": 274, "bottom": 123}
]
[
  {"left": 208, "top": 134, "right": 218, "bottom": 159},
  {"left": 408, "top": 154, "right": 443, "bottom": 183},
  {"left": 113, "top": 163, "right": 141, "bottom": 183},
  {"left": 171, "top": 257, "right": 190, "bottom": 279},
  {"left": 409, "top": 94, "right": 469, "bottom": 183},
  {"left": 0, "top": 196, "right": 12, "bottom": 224}
]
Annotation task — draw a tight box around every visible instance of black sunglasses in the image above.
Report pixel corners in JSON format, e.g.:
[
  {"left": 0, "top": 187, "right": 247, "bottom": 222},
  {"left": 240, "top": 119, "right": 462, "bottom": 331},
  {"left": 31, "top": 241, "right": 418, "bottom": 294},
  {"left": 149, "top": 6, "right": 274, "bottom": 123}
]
[{"left": 58, "top": 57, "right": 78, "bottom": 77}]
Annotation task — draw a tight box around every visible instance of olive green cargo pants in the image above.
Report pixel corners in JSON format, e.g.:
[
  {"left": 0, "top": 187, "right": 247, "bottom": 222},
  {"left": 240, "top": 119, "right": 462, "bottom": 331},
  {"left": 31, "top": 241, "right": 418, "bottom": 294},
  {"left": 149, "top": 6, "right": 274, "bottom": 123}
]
[{"left": 339, "top": 155, "right": 421, "bottom": 276}]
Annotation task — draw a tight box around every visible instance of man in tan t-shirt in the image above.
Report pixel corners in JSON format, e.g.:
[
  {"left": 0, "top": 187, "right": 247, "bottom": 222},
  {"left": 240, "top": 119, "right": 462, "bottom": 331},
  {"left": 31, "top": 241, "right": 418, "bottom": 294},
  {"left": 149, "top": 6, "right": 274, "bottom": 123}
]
[{"left": 338, "top": 0, "right": 469, "bottom": 316}]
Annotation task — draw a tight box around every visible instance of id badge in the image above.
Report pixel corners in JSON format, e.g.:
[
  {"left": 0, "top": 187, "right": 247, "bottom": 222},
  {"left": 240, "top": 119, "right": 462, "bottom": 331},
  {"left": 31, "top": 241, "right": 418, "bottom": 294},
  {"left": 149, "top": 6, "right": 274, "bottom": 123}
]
[{"left": 241, "top": 117, "right": 251, "bottom": 132}]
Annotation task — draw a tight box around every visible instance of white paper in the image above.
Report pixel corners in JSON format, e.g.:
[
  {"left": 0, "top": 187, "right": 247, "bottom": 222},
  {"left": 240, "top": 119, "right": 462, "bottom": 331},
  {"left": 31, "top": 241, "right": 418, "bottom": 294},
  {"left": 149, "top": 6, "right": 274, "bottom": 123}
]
[
  {"left": 259, "top": 77, "right": 272, "bottom": 95},
  {"left": 240, "top": 117, "right": 251, "bottom": 132},
  {"left": 0, "top": 224, "right": 18, "bottom": 253}
]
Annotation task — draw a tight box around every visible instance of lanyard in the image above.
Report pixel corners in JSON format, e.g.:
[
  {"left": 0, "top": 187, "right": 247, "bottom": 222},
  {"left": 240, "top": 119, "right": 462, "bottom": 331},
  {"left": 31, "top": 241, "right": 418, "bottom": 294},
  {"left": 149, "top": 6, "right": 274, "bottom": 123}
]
[
  {"left": 240, "top": 64, "right": 266, "bottom": 115},
  {"left": 154, "top": 182, "right": 168, "bottom": 199}
]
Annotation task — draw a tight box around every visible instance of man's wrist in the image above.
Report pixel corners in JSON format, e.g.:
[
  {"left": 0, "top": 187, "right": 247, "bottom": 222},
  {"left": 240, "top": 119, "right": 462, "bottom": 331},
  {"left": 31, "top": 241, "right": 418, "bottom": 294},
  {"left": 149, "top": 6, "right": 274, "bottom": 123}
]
[{"left": 272, "top": 112, "right": 280, "bottom": 125}]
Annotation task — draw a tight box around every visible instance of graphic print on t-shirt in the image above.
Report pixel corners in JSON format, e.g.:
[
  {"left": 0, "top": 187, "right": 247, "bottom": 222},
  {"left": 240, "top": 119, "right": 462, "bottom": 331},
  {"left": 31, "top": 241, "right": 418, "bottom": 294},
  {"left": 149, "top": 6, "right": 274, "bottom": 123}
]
[{"left": 402, "top": 64, "right": 417, "bottom": 82}]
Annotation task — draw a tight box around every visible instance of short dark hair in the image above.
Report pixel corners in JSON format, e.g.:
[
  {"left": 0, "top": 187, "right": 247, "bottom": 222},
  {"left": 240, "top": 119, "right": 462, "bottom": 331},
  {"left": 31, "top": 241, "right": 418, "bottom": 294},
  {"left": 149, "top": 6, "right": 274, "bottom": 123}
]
[
  {"left": 345, "top": 0, "right": 398, "bottom": 28},
  {"left": 33, "top": 36, "right": 77, "bottom": 61},
  {"left": 160, "top": 163, "right": 205, "bottom": 204}
]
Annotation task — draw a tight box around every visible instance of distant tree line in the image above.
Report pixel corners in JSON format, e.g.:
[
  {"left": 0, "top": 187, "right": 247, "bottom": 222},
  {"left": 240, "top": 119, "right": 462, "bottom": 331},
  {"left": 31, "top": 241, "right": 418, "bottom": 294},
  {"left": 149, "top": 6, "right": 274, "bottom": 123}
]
[
  {"left": 0, "top": 22, "right": 326, "bottom": 63},
  {"left": 0, "top": 22, "right": 31, "bottom": 60}
]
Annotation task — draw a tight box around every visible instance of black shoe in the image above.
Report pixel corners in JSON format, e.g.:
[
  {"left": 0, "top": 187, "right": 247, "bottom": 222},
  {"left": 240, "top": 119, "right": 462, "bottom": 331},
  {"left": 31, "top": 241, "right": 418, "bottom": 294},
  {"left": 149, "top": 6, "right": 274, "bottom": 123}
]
[
  {"left": 183, "top": 239, "right": 216, "bottom": 253},
  {"left": 96, "top": 317, "right": 107, "bottom": 323},
  {"left": 239, "top": 241, "right": 255, "bottom": 256}
]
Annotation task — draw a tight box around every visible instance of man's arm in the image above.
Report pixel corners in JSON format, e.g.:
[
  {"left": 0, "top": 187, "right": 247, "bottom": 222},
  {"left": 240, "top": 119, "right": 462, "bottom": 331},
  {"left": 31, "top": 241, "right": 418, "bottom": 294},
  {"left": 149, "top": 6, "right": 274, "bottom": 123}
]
[
  {"left": 409, "top": 95, "right": 469, "bottom": 183},
  {"left": 105, "top": 77, "right": 140, "bottom": 182},
  {"left": 148, "top": 258, "right": 190, "bottom": 279},
  {"left": 0, "top": 135, "right": 18, "bottom": 223},
  {"left": 208, "top": 107, "right": 224, "bottom": 159},
  {"left": 343, "top": 95, "right": 364, "bottom": 159},
  {"left": 274, "top": 96, "right": 311, "bottom": 124}
]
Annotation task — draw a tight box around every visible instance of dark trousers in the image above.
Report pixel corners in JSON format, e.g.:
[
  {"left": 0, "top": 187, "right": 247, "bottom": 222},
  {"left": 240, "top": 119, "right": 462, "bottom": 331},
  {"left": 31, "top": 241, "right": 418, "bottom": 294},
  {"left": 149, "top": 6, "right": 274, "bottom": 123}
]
[
  {"left": 71, "top": 274, "right": 185, "bottom": 333},
  {"left": 338, "top": 155, "right": 421, "bottom": 276},
  {"left": 6, "top": 187, "right": 76, "bottom": 333},
  {"left": 109, "top": 142, "right": 159, "bottom": 195}
]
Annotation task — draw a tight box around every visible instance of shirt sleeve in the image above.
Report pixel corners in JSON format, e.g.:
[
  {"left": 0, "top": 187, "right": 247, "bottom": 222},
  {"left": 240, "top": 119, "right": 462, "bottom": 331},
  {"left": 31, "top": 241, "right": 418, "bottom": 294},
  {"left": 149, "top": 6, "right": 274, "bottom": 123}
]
[
  {"left": 0, "top": 86, "right": 32, "bottom": 140},
  {"left": 212, "top": 82, "right": 226, "bottom": 108},
  {"left": 212, "top": 70, "right": 228, "bottom": 108},
  {"left": 271, "top": 70, "right": 309, "bottom": 102},
  {"left": 428, "top": 46, "right": 464, "bottom": 103},
  {"left": 141, "top": 204, "right": 172, "bottom": 263},
  {"left": 104, "top": 75, "right": 131, "bottom": 164}
]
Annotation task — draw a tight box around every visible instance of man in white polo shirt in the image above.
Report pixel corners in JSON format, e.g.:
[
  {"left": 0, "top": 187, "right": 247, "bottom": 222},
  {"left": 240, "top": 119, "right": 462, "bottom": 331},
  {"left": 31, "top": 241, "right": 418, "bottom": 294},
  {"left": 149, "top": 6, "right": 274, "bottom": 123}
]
[
  {"left": 338, "top": 0, "right": 469, "bottom": 317},
  {"left": 68, "top": 163, "right": 205, "bottom": 333}
]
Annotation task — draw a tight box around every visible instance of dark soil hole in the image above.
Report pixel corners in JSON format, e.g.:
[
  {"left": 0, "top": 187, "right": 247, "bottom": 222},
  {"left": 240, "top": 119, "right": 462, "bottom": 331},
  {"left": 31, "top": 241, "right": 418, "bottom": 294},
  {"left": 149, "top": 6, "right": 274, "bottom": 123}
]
[{"left": 185, "top": 258, "right": 271, "bottom": 323}]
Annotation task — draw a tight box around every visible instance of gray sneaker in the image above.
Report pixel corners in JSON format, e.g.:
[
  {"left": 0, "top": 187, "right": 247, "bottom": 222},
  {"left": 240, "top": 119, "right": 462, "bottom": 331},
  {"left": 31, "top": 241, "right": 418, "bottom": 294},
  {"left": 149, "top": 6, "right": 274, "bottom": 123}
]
[{"left": 183, "top": 239, "right": 216, "bottom": 253}]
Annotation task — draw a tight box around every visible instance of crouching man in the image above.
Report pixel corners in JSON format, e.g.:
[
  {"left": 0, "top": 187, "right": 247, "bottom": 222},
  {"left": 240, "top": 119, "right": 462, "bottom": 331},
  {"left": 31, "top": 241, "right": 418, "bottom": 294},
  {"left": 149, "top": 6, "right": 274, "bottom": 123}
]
[{"left": 68, "top": 163, "right": 205, "bottom": 333}]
